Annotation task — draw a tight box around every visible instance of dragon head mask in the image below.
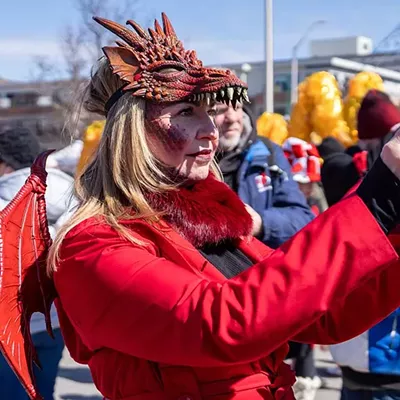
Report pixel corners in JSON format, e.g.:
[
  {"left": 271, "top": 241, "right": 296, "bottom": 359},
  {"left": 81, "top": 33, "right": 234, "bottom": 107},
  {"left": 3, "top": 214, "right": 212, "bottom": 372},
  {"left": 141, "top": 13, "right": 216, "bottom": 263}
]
[{"left": 93, "top": 13, "right": 250, "bottom": 111}]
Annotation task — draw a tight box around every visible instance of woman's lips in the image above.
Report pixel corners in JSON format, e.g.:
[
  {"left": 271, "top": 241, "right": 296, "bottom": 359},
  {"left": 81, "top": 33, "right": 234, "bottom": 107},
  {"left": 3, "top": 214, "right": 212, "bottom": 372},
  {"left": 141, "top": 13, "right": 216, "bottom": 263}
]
[
  {"left": 187, "top": 149, "right": 213, "bottom": 163},
  {"left": 187, "top": 149, "right": 212, "bottom": 157}
]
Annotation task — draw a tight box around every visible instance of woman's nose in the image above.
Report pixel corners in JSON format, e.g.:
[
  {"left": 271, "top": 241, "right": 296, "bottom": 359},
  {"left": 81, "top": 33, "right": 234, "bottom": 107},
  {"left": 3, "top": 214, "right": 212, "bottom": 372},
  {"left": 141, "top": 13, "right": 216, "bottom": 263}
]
[{"left": 197, "top": 120, "right": 218, "bottom": 140}]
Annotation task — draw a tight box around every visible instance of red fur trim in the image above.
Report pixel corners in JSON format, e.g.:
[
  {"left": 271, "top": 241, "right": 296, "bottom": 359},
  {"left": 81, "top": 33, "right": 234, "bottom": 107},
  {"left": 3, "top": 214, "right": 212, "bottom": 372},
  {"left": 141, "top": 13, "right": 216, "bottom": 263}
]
[{"left": 147, "top": 175, "right": 252, "bottom": 248}]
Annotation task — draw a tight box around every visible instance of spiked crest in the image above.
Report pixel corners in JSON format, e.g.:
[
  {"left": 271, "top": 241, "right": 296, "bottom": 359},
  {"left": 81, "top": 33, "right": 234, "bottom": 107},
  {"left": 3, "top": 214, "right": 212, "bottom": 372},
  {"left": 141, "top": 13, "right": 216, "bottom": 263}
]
[{"left": 93, "top": 13, "right": 249, "bottom": 109}]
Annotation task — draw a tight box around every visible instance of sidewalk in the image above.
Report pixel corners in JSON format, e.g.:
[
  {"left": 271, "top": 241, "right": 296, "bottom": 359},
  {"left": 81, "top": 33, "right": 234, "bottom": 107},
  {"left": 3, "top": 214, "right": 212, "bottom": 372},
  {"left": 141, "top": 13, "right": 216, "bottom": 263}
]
[{"left": 315, "top": 347, "right": 341, "bottom": 400}]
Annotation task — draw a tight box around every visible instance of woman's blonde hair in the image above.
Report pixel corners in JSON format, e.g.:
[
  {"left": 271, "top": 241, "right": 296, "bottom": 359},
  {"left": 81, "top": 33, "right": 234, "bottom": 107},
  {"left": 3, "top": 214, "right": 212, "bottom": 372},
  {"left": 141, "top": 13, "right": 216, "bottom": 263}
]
[{"left": 47, "top": 58, "right": 222, "bottom": 273}]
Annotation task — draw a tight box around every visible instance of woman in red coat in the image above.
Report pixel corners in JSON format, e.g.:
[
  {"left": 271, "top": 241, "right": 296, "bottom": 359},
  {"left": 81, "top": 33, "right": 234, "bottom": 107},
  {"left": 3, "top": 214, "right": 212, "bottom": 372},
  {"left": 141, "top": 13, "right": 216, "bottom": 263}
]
[{"left": 49, "top": 13, "right": 400, "bottom": 400}]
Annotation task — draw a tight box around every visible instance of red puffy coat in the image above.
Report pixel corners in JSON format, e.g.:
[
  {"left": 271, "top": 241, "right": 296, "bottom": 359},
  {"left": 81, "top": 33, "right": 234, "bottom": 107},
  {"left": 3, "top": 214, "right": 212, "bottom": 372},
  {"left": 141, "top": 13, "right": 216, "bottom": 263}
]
[{"left": 54, "top": 194, "right": 400, "bottom": 400}]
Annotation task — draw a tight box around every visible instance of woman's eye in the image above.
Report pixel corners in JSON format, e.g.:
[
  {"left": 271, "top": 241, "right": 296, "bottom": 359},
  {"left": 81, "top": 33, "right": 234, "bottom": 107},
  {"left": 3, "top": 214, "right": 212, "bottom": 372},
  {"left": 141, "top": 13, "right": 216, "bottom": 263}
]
[
  {"left": 178, "top": 107, "right": 193, "bottom": 116},
  {"left": 208, "top": 108, "right": 217, "bottom": 117}
]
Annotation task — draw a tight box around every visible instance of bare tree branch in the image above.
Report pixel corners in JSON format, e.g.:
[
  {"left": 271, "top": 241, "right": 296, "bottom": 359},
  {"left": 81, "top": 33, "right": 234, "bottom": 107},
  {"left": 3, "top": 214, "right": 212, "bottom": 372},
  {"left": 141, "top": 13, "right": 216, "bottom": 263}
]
[
  {"left": 30, "top": 56, "right": 61, "bottom": 82},
  {"left": 73, "top": 0, "right": 142, "bottom": 62},
  {"left": 61, "top": 24, "right": 87, "bottom": 84},
  {"left": 33, "top": 0, "right": 147, "bottom": 83},
  {"left": 28, "top": 0, "right": 148, "bottom": 143}
]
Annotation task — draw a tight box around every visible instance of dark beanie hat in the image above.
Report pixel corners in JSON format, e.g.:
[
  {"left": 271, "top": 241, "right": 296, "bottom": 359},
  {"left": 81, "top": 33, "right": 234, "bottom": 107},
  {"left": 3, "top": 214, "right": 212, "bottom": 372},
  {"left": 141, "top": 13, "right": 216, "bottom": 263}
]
[
  {"left": 358, "top": 90, "right": 400, "bottom": 140},
  {"left": 0, "top": 127, "right": 41, "bottom": 170},
  {"left": 321, "top": 152, "right": 361, "bottom": 206},
  {"left": 317, "top": 137, "right": 346, "bottom": 161}
]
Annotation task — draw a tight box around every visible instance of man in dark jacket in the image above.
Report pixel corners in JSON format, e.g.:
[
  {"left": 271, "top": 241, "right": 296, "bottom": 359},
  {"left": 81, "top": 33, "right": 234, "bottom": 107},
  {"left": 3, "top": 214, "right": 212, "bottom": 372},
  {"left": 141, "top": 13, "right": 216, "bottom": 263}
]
[{"left": 215, "top": 102, "right": 314, "bottom": 249}]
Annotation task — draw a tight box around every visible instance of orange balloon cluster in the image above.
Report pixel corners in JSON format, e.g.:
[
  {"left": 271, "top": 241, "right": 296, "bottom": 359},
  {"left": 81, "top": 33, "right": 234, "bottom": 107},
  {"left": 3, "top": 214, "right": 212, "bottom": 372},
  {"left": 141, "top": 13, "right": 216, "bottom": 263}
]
[
  {"left": 288, "top": 71, "right": 353, "bottom": 147},
  {"left": 256, "top": 112, "right": 289, "bottom": 146},
  {"left": 343, "top": 72, "right": 384, "bottom": 142}
]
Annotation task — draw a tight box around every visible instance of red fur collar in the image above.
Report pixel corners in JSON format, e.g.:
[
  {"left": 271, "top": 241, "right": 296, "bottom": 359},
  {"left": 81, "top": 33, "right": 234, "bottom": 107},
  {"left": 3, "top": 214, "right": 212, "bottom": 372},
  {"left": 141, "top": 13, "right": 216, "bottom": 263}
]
[{"left": 146, "top": 175, "right": 252, "bottom": 248}]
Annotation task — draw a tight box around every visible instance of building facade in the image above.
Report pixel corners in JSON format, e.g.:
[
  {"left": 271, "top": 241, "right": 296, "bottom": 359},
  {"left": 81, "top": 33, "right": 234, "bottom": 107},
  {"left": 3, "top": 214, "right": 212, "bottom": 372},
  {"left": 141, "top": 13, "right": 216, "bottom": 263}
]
[
  {"left": 2, "top": 38, "right": 400, "bottom": 141},
  {"left": 0, "top": 79, "right": 100, "bottom": 149},
  {"left": 217, "top": 50, "right": 400, "bottom": 117}
]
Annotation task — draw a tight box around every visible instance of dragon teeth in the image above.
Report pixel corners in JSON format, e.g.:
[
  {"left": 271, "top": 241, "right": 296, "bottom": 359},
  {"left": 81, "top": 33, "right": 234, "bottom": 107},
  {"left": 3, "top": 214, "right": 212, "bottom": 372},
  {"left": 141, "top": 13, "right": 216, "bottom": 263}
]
[
  {"left": 188, "top": 87, "right": 249, "bottom": 106},
  {"left": 242, "top": 89, "right": 250, "bottom": 102}
]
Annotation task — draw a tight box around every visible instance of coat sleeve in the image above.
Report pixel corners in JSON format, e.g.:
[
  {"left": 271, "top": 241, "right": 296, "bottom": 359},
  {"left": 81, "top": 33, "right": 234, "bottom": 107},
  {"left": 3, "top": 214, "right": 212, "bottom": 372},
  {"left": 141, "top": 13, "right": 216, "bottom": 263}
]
[
  {"left": 292, "top": 225, "right": 400, "bottom": 345},
  {"left": 55, "top": 195, "right": 399, "bottom": 368},
  {"left": 260, "top": 142, "right": 315, "bottom": 248},
  {"left": 291, "top": 256, "right": 400, "bottom": 345}
]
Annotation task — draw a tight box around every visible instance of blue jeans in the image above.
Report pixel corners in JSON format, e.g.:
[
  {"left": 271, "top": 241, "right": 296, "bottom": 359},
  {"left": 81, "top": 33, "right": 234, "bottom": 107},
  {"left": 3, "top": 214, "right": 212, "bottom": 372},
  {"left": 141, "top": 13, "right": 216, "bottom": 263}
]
[
  {"left": 0, "top": 328, "right": 64, "bottom": 400},
  {"left": 341, "top": 387, "right": 400, "bottom": 400}
]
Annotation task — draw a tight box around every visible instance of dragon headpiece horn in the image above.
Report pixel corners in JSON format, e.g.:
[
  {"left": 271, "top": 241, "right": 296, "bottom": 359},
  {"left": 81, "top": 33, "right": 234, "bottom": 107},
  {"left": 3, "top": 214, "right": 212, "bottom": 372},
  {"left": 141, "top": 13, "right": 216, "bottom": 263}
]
[{"left": 93, "top": 13, "right": 249, "bottom": 111}]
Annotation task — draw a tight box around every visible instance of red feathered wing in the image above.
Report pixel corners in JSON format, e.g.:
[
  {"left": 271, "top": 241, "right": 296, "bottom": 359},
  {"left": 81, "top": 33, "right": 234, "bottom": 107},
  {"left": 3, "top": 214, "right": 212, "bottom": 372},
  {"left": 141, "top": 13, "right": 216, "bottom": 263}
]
[{"left": 0, "top": 151, "right": 57, "bottom": 400}]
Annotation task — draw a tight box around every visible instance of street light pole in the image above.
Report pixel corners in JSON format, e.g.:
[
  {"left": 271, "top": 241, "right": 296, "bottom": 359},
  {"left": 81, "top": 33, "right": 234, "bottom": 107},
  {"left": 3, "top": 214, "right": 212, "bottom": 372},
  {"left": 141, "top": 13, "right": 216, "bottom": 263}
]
[
  {"left": 265, "top": 0, "right": 274, "bottom": 112},
  {"left": 290, "top": 20, "right": 326, "bottom": 106},
  {"left": 240, "top": 63, "right": 252, "bottom": 84},
  {"left": 290, "top": 48, "right": 299, "bottom": 106}
]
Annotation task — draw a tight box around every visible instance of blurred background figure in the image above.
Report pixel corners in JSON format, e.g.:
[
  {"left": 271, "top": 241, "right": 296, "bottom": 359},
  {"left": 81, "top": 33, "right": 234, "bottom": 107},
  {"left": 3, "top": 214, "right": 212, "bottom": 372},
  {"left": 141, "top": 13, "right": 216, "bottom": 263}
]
[
  {"left": 46, "top": 139, "right": 83, "bottom": 176},
  {"left": 321, "top": 90, "right": 400, "bottom": 207},
  {"left": 356, "top": 90, "right": 400, "bottom": 166},
  {"left": 286, "top": 342, "right": 323, "bottom": 400},
  {"left": 46, "top": 119, "right": 105, "bottom": 178},
  {"left": 281, "top": 138, "right": 327, "bottom": 399},
  {"left": 317, "top": 137, "right": 346, "bottom": 162},
  {"left": 283, "top": 137, "right": 328, "bottom": 216},
  {"left": 0, "top": 127, "right": 75, "bottom": 399},
  {"left": 215, "top": 102, "right": 314, "bottom": 249},
  {"left": 75, "top": 120, "right": 105, "bottom": 176}
]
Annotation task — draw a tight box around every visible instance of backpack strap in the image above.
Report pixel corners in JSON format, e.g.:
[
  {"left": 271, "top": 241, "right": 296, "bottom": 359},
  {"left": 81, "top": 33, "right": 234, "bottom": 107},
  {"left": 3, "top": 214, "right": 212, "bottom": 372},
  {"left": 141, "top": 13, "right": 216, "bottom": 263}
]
[
  {"left": 256, "top": 136, "right": 287, "bottom": 177},
  {"left": 258, "top": 136, "right": 276, "bottom": 168}
]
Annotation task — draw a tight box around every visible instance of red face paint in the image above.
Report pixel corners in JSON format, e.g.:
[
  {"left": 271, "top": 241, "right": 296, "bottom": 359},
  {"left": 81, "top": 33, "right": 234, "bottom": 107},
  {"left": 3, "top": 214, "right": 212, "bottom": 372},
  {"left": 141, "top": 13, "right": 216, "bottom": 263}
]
[{"left": 145, "top": 102, "right": 191, "bottom": 153}]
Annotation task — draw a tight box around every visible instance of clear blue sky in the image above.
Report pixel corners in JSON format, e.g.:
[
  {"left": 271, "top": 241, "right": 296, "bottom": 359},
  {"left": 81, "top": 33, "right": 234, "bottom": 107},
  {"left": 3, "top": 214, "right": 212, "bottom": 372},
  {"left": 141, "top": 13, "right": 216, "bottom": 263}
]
[{"left": 1, "top": 0, "right": 400, "bottom": 81}]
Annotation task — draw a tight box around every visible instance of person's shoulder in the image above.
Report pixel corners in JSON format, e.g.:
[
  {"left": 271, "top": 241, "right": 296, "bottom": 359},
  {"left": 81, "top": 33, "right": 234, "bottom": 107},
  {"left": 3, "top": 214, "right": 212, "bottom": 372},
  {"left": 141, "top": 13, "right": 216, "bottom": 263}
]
[
  {"left": 321, "top": 152, "right": 359, "bottom": 186},
  {"left": 63, "top": 216, "right": 159, "bottom": 255},
  {"left": 245, "top": 137, "right": 272, "bottom": 158},
  {"left": 65, "top": 216, "right": 108, "bottom": 240},
  {"left": 322, "top": 152, "right": 356, "bottom": 171},
  {"left": 254, "top": 136, "right": 287, "bottom": 157},
  {"left": 46, "top": 167, "right": 75, "bottom": 182},
  {"left": 56, "top": 217, "right": 161, "bottom": 293},
  {"left": 45, "top": 168, "right": 75, "bottom": 197}
]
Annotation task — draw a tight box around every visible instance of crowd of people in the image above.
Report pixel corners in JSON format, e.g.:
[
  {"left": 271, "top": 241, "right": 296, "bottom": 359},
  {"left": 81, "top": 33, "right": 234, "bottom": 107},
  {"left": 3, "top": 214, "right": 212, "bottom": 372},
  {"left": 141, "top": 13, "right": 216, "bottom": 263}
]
[{"left": 1, "top": 11, "right": 400, "bottom": 400}]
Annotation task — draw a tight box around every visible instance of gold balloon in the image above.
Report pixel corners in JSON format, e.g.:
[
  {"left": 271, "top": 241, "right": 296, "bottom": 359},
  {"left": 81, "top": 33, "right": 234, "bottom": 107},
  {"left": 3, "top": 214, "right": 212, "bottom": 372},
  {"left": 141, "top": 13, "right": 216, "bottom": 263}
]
[
  {"left": 288, "top": 81, "right": 312, "bottom": 141},
  {"left": 256, "top": 112, "right": 289, "bottom": 145},
  {"left": 289, "top": 71, "right": 354, "bottom": 147},
  {"left": 343, "top": 71, "right": 384, "bottom": 141},
  {"left": 309, "top": 131, "right": 323, "bottom": 146},
  {"left": 76, "top": 120, "right": 105, "bottom": 176}
]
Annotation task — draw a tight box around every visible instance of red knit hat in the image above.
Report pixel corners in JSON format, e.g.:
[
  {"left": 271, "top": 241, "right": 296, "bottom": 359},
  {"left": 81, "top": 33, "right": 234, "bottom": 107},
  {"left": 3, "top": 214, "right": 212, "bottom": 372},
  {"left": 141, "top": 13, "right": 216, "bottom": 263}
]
[
  {"left": 357, "top": 90, "right": 400, "bottom": 140},
  {"left": 282, "top": 138, "right": 321, "bottom": 183}
]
